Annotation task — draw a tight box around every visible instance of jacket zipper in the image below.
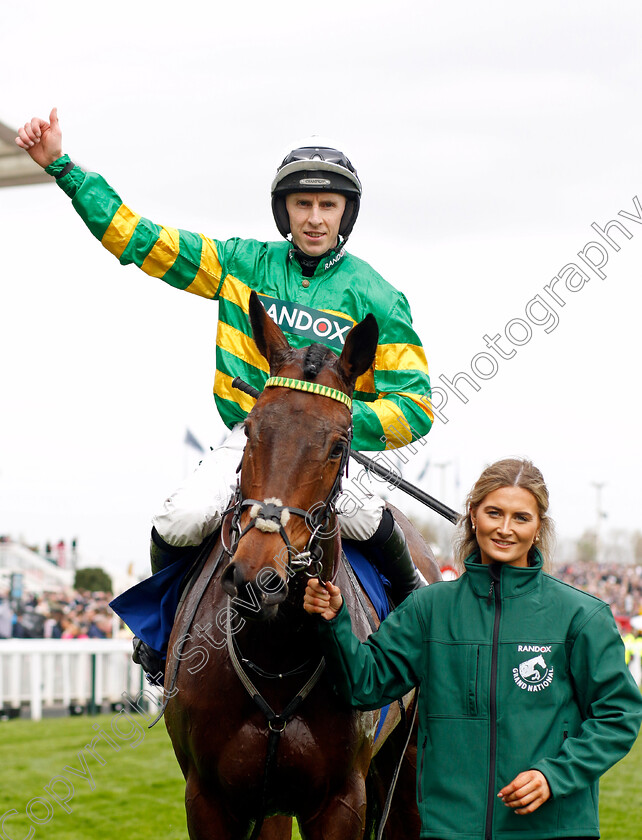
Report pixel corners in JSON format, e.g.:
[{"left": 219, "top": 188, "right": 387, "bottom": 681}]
[
  {"left": 418, "top": 735, "right": 428, "bottom": 802},
  {"left": 485, "top": 568, "right": 502, "bottom": 840}
]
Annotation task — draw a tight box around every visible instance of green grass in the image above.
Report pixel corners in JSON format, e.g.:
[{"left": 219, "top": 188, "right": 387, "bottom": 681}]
[
  {"left": 0, "top": 713, "right": 639, "bottom": 839},
  {"left": 598, "top": 728, "right": 642, "bottom": 838},
  {"left": 0, "top": 712, "right": 187, "bottom": 839}
]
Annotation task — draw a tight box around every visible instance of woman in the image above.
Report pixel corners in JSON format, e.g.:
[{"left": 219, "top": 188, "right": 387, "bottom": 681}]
[{"left": 304, "top": 458, "right": 642, "bottom": 839}]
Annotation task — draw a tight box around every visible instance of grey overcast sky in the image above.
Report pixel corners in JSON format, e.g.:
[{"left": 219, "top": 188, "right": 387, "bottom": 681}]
[{"left": 1, "top": 0, "right": 640, "bottom": 581}]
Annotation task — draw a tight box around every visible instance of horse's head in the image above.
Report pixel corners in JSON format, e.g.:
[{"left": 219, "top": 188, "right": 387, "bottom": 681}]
[{"left": 220, "top": 291, "right": 378, "bottom": 620}]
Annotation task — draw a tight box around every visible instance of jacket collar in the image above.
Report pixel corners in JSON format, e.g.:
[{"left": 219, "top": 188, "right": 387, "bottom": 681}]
[
  {"left": 288, "top": 242, "right": 347, "bottom": 277},
  {"left": 463, "top": 549, "right": 543, "bottom": 599}
]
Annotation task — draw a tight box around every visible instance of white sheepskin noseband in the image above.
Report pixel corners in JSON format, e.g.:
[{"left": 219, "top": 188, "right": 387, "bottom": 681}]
[{"left": 249, "top": 498, "right": 291, "bottom": 533}]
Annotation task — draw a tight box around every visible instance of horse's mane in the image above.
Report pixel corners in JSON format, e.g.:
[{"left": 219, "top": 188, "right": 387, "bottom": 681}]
[{"left": 302, "top": 343, "right": 335, "bottom": 380}]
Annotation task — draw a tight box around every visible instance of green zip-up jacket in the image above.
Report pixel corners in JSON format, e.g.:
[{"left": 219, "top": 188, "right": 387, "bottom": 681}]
[
  {"left": 45, "top": 155, "right": 433, "bottom": 451},
  {"left": 316, "top": 553, "right": 642, "bottom": 839}
]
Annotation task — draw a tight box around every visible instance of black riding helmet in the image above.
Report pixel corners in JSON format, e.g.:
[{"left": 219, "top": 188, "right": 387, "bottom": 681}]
[{"left": 271, "top": 142, "right": 362, "bottom": 240}]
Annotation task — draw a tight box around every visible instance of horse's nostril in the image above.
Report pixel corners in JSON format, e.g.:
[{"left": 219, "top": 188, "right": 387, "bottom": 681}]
[{"left": 220, "top": 561, "right": 288, "bottom": 617}]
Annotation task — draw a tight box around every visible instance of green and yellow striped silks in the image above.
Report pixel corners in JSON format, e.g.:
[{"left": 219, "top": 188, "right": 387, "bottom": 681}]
[{"left": 49, "top": 157, "right": 433, "bottom": 451}]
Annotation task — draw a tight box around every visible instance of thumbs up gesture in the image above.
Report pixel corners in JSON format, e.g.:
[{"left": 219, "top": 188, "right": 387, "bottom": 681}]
[{"left": 15, "top": 107, "right": 63, "bottom": 169}]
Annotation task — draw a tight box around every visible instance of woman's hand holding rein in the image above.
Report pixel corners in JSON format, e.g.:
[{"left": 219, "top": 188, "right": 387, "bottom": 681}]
[{"left": 304, "top": 578, "right": 343, "bottom": 620}]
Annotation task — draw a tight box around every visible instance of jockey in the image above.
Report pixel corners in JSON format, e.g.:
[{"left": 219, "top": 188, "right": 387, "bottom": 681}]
[{"left": 16, "top": 110, "right": 434, "bottom": 669}]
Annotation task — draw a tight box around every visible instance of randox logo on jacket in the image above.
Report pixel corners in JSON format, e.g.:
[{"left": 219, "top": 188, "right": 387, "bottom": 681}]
[
  {"left": 512, "top": 646, "right": 555, "bottom": 692},
  {"left": 258, "top": 295, "right": 354, "bottom": 350}
]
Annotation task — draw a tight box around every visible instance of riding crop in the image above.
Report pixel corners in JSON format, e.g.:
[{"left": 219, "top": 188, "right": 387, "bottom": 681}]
[{"left": 232, "top": 377, "right": 459, "bottom": 524}]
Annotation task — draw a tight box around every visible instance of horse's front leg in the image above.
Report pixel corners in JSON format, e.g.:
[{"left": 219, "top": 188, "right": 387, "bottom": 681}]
[
  {"left": 298, "top": 772, "right": 368, "bottom": 840},
  {"left": 184, "top": 774, "right": 293, "bottom": 840},
  {"left": 184, "top": 771, "right": 249, "bottom": 840}
]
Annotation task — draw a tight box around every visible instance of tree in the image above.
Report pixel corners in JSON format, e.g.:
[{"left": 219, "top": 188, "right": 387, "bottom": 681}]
[{"left": 74, "top": 567, "right": 113, "bottom": 594}]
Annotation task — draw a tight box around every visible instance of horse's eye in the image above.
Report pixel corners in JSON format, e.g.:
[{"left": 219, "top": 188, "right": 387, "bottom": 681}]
[{"left": 329, "top": 443, "right": 346, "bottom": 460}]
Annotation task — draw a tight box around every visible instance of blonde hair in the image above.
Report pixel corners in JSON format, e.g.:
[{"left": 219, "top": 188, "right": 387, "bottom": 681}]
[{"left": 453, "top": 458, "right": 555, "bottom": 573}]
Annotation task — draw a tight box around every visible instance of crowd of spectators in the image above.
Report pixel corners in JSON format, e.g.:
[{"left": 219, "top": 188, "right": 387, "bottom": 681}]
[
  {"left": 0, "top": 588, "right": 118, "bottom": 640},
  {"left": 556, "top": 560, "right": 642, "bottom": 620},
  {"left": 1, "top": 560, "right": 640, "bottom": 641}
]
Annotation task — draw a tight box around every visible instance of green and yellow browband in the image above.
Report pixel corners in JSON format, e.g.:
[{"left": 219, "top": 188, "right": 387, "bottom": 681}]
[{"left": 264, "top": 376, "right": 352, "bottom": 410}]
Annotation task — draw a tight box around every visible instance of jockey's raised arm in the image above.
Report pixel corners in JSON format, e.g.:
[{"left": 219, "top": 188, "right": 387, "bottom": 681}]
[{"left": 16, "top": 110, "right": 434, "bottom": 679}]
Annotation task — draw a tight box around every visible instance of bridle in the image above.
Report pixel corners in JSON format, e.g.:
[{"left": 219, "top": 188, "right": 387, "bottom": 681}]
[
  {"left": 221, "top": 375, "right": 354, "bottom": 840},
  {"left": 221, "top": 375, "right": 353, "bottom": 586}
]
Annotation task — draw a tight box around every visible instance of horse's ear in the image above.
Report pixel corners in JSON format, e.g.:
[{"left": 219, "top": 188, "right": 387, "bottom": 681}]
[
  {"left": 248, "top": 290, "right": 291, "bottom": 371},
  {"left": 337, "top": 314, "right": 379, "bottom": 388}
]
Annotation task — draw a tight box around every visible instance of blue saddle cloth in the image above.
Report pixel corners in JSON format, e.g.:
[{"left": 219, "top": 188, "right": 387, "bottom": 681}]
[
  {"left": 341, "top": 541, "right": 393, "bottom": 740},
  {"left": 110, "top": 557, "right": 188, "bottom": 656},
  {"left": 110, "top": 541, "right": 392, "bottom": 660},
  {"left": 342, "top": 541, "right": 391, "bottom": 622}
]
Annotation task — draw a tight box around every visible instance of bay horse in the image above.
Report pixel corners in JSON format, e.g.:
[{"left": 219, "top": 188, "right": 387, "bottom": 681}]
[{"left": 163, "top": 291, "right": 441, "bottom": 839}]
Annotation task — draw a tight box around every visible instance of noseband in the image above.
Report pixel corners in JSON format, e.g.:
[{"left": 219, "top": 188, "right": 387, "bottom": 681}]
[{"left": 222, "top": 376, "right": 353, "bottom": 584}]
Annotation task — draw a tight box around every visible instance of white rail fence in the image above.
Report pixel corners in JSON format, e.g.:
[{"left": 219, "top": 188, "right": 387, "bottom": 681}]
[
  {"left": 0, "top": 639, "right": 159, "bottom": 720},
  {"left": 0, "top": 640, "right": 640, "bottom": 722}
]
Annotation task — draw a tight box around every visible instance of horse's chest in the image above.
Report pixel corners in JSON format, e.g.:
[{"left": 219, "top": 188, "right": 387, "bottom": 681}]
[{"left": 214, "top": 713, "right": 372, "bottom": 800}]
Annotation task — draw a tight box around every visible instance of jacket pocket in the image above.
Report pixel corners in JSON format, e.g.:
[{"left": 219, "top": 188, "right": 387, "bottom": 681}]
[
  {"left": 467, "top": 645, "right": 480, "bottom": 716},
  {"left": 425, "top": 642, "right": 483, "bottom": 718}
]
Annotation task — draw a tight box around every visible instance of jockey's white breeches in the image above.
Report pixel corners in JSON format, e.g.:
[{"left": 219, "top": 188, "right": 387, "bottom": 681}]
[{"left": 152, "top": 424, "right": 385, "bottom": 548}]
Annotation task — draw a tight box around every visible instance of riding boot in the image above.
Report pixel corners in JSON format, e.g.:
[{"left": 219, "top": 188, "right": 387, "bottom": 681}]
[
  {"left": 363, "top": 508, "right": 424, "bottom": 606},
  {"left": 150, "top": 526, "right": 191, "bottom": 574},
  {"left": 132, "top": 528, "right": 199, "bottom": 685},
  {"left": 132, "top": 637, "right": 166, "bottom": 686}
]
